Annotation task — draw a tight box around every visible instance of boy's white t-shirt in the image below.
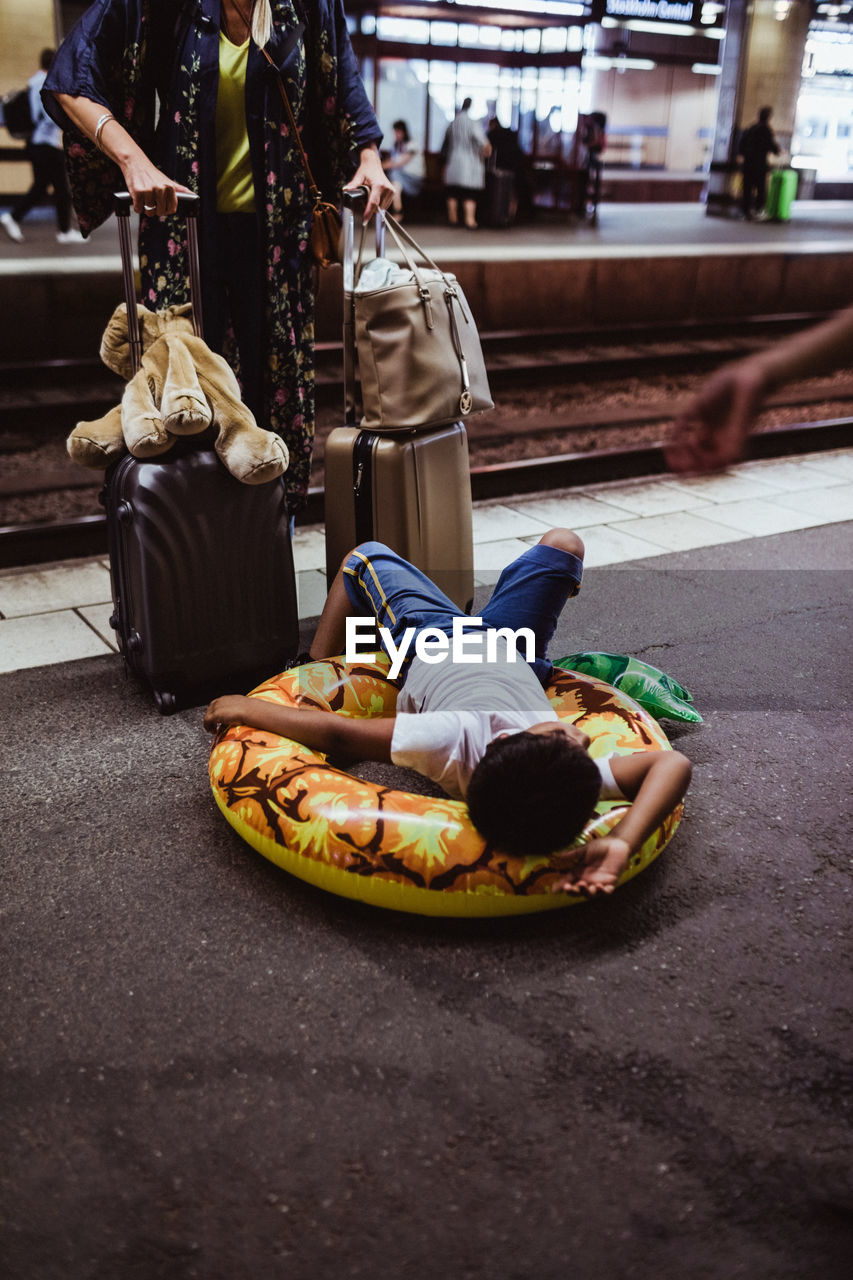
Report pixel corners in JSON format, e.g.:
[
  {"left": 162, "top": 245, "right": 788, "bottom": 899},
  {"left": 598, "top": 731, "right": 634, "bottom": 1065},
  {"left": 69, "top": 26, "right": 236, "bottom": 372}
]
[{"left": 389, "top": 634, "right": 625, "bottom": 802}]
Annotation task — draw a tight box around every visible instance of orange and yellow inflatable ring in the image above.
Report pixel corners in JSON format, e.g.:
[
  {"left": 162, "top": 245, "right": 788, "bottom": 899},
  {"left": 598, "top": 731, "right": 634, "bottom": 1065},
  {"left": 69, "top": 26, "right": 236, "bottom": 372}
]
[{"left": 208, "top": 656, "right": 683, "bottom": 917}]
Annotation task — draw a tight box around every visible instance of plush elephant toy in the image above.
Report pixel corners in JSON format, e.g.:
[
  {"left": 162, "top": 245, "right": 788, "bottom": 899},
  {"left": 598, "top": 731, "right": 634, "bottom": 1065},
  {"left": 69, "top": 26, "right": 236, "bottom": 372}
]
[{"left": 67, "top": 303, "right": 289, "bottom": 485}]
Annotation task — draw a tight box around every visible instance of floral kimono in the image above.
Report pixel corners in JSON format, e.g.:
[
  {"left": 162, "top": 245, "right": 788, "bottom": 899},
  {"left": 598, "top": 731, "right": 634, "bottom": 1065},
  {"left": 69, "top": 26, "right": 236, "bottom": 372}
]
[{"left": 44, "top": 0, "right": 381, "bottom": 513}]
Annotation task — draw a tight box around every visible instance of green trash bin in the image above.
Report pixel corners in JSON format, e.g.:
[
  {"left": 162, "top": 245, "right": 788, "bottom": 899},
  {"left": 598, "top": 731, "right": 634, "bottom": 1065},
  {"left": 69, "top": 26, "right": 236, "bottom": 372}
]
[{"left": 765, "top": 168, "right": 798, "bottom": 222}]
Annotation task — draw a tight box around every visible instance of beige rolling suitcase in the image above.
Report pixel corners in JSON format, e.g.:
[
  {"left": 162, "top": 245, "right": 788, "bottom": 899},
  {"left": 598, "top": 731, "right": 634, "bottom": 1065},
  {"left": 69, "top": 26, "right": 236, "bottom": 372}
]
[{"left": 324, "top": 190, "right": 475, "bottom": 612}]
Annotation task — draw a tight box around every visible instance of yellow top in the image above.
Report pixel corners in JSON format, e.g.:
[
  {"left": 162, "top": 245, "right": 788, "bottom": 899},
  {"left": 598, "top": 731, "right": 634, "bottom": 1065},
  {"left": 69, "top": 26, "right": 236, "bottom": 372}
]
[{"left": 215, "top": 33, "right": 255, "bottom": 213}]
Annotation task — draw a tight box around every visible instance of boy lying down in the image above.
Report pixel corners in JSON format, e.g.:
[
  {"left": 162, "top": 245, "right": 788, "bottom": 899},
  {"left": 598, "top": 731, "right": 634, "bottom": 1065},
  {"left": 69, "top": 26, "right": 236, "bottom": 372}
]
[{"left": 205, "top": 531, "right": 692, "bottom": 897}]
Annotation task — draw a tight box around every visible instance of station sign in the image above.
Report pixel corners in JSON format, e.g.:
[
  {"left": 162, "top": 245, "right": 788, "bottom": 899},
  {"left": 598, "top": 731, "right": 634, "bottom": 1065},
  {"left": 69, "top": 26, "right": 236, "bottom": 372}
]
[{"left": 591, "top": 0, "right": 698, "bottom": 22}]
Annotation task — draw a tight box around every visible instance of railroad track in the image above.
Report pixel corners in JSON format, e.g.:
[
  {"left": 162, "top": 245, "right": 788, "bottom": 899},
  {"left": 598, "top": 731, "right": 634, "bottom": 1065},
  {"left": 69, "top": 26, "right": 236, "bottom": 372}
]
[
  {"left": 5, "top": 378, "right": 853, "bottom": 501},
  {"left": 1, "top": 416, "right": 849, "bottom": 570},
  {"left": 0, "top": 312, "right": 826, "bottom": 442},
  {"left": 1, "top": 312, "right": 849, "bottom": 568}
]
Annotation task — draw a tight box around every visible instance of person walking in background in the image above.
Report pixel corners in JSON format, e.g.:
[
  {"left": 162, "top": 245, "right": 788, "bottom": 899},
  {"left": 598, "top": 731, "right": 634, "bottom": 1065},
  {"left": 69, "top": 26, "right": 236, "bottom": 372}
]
[
  {"left": 0, "top": 49, "right": 83, "bottom": 244},
  {"left": 41, "top": 0, "right": 393, "bottom": 521},
  {"left": 441, "top": 97, "right": 490, "bottom": 230},
  {"left": 385, "top": 120, "right": 423, "bottom": 221},
  {"left": 738, "top": 106, "right": 780, "bottom": 220}
]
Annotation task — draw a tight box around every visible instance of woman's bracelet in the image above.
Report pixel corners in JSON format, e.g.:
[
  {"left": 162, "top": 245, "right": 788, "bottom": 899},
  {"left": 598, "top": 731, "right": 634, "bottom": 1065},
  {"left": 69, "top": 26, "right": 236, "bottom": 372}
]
[{"left": 94, "top": 111, "right": 115, "bottom": 151}]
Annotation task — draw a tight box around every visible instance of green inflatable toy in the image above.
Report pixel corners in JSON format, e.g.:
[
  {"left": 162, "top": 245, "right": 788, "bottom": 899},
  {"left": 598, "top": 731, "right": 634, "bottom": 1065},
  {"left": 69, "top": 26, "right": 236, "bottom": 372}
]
[{"left": 554, "top": 652, "right": 703, "bottom": 724}]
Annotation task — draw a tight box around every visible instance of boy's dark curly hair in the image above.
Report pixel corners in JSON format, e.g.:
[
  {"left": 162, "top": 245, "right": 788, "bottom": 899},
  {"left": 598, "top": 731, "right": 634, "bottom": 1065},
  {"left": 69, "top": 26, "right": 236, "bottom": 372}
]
[{"left": 466, "top": 730, "right": 602, "bottom": 858}]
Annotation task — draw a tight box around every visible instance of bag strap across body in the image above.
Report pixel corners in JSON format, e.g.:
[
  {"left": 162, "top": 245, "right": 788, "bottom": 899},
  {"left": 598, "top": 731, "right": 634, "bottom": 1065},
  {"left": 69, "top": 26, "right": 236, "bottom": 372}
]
[
  {"left": 255, "top": 32, "right": 322, "bottom": 207},
  {"left": 229, "top": 1, "right": 312, "bottom": 188},
  {"left": 232, "top": 0, "right": 340, "bottom": 264}
]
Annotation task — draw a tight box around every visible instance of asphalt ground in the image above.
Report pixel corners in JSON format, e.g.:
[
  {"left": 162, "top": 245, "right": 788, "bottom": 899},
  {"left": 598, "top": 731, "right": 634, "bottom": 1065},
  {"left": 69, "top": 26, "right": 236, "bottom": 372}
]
[{"left": 2, "top": 522, "right": 851, "bottom": 1280}]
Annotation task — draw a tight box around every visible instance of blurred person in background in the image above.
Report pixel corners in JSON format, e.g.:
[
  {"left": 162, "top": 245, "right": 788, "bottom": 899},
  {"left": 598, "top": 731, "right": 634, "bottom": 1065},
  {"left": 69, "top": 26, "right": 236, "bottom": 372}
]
[
  {"left": 385, "top": 119, "right": 423, "bottom": 220},
  {"left": 1, "top": 48, "right": 83, "bottom": 244},
  {"left": 484, "top": 116, "right": 527, "bottom": 227},
  {"left": 441, "top": 97, "right": 490, "bottom": 230},
  {"left": 738, "top": 106, "right": 780, "bottom": 221}
]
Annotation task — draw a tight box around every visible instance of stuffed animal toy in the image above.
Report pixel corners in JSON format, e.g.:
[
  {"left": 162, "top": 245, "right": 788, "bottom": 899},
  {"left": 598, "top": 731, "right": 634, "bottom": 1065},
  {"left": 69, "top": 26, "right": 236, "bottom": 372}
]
[
  {"left": 67, "top": 303, "right": 289, "bottom": 485},
  {"left": 100, "top": 301, "right": 195, "bottom": 376}
]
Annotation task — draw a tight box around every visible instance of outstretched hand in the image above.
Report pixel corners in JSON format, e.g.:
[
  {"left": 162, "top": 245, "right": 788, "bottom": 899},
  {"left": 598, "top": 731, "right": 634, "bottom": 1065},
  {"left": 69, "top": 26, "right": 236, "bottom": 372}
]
[
  {"left": 549, "top": 836, "right": 631, "bottom": 897},
  {"left": 666, "top": 361, "right": 768, "bottom": 474}
]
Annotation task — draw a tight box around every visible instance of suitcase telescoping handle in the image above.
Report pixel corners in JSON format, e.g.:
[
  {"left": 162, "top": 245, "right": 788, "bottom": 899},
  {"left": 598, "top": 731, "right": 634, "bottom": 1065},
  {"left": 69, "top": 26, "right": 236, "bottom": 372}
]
[
  {"left": 340, "top": 187, "right": 385, "bottom": 424},
  {"left": 113, "top": 191, "right": 203, "bottom": 377},
  {"left": 341, "top": 185, "right": 385, "bottom": 289}
]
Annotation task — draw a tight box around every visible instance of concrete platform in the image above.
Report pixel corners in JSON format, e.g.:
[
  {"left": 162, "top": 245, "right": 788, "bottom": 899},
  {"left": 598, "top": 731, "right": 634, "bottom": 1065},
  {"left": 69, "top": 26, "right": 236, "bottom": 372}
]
[
  {"left": 3, "top": 447, "right": 852, "bottom": 673},
  {"left": 2, "top": 201, "right": 853, "bottom": 358},
  {"left": 3, "top": 204, "right": 852, "bottom": 1279},
  {"left": 1, "top": 502, "right": 850, "bottom": 1280}
]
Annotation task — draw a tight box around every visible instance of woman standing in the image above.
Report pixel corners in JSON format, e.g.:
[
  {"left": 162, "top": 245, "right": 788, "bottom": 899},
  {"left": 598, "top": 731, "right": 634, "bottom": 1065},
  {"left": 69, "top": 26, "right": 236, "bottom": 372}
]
[
  {"left": 441, "top": 97, "right": 489, "bottom": 230},
  {"left": 43, "top": 0, "right": 393, "bottom": 516}
]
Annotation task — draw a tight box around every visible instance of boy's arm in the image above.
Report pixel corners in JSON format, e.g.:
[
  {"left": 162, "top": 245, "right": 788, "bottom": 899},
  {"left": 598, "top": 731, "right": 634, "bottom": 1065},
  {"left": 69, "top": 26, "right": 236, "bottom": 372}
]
[
  {"left": 203, "top": 695, "right": 394, "bottom": 762},
  {"left": 598, "top": 750, "right": 692, "bottom": 854},
  {"left": 551, "top": 750, "right": 692, "bottom": 897}
]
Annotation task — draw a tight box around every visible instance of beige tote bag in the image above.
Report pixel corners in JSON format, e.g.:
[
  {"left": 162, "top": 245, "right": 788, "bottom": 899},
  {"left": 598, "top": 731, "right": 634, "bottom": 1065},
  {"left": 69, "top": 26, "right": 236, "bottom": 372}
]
[{"left": 353, "top": 215, "right": 493, "bottom": 431}]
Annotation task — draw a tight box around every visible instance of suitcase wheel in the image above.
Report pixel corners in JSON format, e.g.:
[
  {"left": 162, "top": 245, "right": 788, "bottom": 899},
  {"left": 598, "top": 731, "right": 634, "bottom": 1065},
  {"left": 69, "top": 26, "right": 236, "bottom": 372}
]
[{"left": 154, "top": 691, "right": 178, "bottom": 715}]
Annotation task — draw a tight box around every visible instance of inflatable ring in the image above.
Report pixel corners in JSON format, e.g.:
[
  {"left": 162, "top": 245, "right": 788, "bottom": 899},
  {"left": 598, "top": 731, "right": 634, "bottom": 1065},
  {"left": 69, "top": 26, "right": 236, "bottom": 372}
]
[{"left": 208, "top": 657, "right": 684, "bottom": 918}]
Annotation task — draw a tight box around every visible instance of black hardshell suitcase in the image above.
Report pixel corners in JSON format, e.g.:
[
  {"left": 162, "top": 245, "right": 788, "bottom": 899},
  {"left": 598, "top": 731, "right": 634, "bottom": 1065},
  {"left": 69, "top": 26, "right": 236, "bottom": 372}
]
[
  {"left": 324, "top": 190, "right": 475, "bottom": 613},
  {"left": 104, "top": 193, "right": 298, "bottom": 712}
]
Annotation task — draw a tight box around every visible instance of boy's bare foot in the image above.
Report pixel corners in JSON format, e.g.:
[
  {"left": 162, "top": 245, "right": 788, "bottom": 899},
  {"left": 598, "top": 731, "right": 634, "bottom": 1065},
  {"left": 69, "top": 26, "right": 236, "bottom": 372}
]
[{"left": 550, "top": 836, "right": 631, "bottom": 897}]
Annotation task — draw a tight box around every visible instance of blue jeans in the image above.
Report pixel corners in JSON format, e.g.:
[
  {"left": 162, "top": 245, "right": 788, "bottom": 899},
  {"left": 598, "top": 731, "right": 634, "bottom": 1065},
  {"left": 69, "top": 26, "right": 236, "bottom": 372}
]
[{"left": 342, "top": 541, "right": 584, "bottom": 685}]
